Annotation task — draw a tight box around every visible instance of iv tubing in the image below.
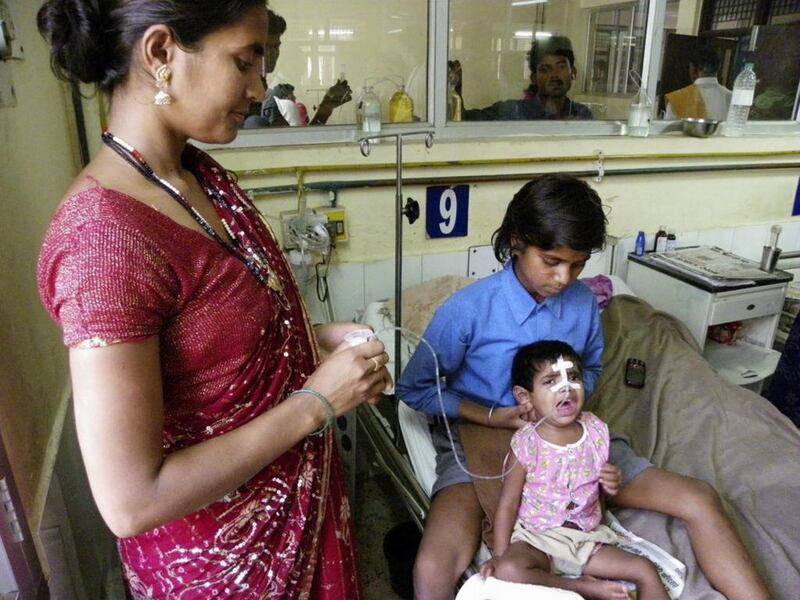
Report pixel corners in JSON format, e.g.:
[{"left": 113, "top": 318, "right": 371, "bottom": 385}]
[{"left": 378, "top": 325, "right": 560, "bottom": 481}]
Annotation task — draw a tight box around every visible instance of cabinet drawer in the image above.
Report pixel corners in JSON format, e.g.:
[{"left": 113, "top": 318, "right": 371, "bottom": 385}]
[{"left": 708, "top": 288, "right": 785, "bottom": 325}]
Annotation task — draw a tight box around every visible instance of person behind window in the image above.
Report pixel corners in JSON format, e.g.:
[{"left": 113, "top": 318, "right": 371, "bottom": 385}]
[
  {"left": 244, "top": 8, "right": 351, "bottom": 128},
  {"left": 459, "top": 35, "right": 593, "bottom": 121},
  {"left": 664, "top": 47, "right": 731, "bottom": 121},
  {"left": 262, "top": 83, "right": 309, "bottom": 127},
  {"left": 527, "top": 36, "right": 593, "bottom": 120}
]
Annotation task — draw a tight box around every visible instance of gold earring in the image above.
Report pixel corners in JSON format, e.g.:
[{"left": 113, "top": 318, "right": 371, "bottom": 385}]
[{"left": 154, "top": 64, "right": 172, "bottom": 105}]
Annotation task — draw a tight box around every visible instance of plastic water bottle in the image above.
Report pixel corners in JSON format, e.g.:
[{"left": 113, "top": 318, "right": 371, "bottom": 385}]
[
  {"left": 361, "top": 86, "right": 382, "bottom": 137},
  {"left": 723, "top": 63, "right": 756, "bottom": 137},
  {"left": 626, "top": 88, "right": 653, "bottom": 137}
]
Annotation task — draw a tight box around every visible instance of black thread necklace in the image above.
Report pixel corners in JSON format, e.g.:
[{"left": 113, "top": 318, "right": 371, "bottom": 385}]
[{"left": 101, "top": 131, "right": 286, "bottom": 299}]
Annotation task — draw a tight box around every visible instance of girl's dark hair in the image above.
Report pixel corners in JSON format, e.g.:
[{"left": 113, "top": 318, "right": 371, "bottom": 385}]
[
  {"left": 492, "top": 173, "right": 607, "bottom": 262},
  {"left": 37, "top": 0, "right": 266, "bottom": 93},
  {"left": 512, "top": 340, "right": 582, "bottom": 390}
]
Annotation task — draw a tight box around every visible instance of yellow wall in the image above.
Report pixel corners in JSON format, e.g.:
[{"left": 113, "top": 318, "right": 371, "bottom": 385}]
[
  {"left": 212, "top": 135, "right": 800, "bottom": 264},
  {"left": 0, "top": 0, "right": 77, "bottom": 531}
]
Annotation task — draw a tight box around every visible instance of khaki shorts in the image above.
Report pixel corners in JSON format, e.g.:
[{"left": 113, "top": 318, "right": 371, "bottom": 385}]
[{"left": 510, "top": 520, "right": 618, "bottom": 576}]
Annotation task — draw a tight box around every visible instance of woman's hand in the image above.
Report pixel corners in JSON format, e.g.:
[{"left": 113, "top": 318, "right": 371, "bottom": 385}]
[
  {"left": 600, "top": 462, "right": 623, "bottom": 496},
  {"left": 314, "top": 322, "right": 372, "bottom": 355},
  {"left": 302, "top": 338, "right": 391, "bottom": 423}
]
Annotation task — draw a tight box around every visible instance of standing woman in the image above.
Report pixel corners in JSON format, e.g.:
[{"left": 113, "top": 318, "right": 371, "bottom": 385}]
[{"left": 36, "top": 2, "right": 388, "bottom": 598}]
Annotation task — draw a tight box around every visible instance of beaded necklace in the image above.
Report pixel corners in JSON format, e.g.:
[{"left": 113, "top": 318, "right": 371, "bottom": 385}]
[{"left": 101, "top": 131, "right": 287, "bottom": 301}]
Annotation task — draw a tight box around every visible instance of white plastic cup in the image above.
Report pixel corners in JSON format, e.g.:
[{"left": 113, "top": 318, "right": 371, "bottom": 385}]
[{"left": 343, "top": 328, "right": 376, "bottom": 347}]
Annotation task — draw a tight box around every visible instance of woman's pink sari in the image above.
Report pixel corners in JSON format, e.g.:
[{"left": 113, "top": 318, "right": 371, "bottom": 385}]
[{"left": 40, "top": 145, "right": 360, "bottom": 599}]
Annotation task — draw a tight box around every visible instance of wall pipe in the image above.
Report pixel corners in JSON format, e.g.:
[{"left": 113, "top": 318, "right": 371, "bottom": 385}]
[
  {"left": 247, "top": 160, "right": 800, "bottom": 198},
  {"left": 235, "top": 149, "right": 799, "bottom": 181}
]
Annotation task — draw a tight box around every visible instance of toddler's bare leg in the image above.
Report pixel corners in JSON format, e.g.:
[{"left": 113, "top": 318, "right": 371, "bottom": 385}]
[
  {"left": 493, "top": 542, "right": 628, "bottom": 600},
  {"left": 584, "top": 545, "right": 668, "bottom": 600}
]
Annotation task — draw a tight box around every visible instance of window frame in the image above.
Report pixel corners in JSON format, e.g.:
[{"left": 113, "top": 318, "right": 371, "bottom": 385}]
[{"left": 220, "top": 0, "right": 800, "bottom": 150}]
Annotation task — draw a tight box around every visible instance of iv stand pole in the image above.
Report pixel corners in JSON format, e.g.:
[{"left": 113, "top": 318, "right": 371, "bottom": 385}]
[{"left": 359, "top": 131, "right": 434, "bottom": 385}]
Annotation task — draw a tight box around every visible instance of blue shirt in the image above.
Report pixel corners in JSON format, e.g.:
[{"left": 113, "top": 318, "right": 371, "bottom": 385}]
[{"left": 396, "top": 261, "right": 603, "bottom": 418}]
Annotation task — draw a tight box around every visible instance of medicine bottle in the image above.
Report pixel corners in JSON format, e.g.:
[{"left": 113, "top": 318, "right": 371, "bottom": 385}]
[
  {"left": 654, "top": 225, "right": 667, "bottom": 253},
  {"left": 665, "top": 229, "right": 677, "bottom": 252},
  {"left": 635, "top": 231, "right": 646, "bottom": 256}
]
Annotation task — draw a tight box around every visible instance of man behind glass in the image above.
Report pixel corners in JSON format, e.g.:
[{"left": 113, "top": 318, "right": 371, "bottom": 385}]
[
  {"left": 664, "top": 47, "right": 731, "bottom": 122},
  {"left": 461, "top": 35, "right": 593, "bottom": 121}
]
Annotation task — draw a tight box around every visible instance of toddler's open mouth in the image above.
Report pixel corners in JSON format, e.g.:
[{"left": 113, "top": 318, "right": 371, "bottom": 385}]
[{"left": 555, "top": 397, "right": 575, "bottom": 415}]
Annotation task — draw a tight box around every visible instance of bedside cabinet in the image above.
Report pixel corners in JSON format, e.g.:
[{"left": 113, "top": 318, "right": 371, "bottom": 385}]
[{"left": 626, "top": 252, "right": 791, "bottom": 393}]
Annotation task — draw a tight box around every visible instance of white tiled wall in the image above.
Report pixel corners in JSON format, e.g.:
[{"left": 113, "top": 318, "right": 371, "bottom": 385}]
[{"left": 301, "top": 220, "right": 799, "bottom": 324}]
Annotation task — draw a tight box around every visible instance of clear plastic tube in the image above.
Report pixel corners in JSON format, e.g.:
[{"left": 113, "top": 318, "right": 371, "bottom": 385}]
[{"left": 377, "top": 325, "right": 559, "bottom": 480}]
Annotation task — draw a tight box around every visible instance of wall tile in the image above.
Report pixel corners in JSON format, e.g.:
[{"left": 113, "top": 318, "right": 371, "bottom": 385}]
[
  {"left": 697, "top": 228, "right": 734, "bottom": 251},
  {"left": 777, "top": 220, "right": 800, "bottom": 273},
  {"left": 731, "top": 224, "right": 771, "bottom": 261},
  {"left": 582, "top": 249, "right": 610, "bottom": 278},
  {"left": 364, "top": 256, "right": 423, "bottom": 307},
  {"left": 326, "top": 262, "right": 365, "bottom": 322},
  {"left": 421, "top": 251, "right": 469, "bottom": 281},
  {"left": 676, "top": 230, "right": 699, "bottom": 248},
  {"left": 612, "top": 236, "right": 637, "bottom": 279}
]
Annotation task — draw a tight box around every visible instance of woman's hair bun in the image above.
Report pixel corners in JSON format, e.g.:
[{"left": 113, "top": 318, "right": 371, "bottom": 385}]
[
  {"left": 37, "top": 0, "right": 114, "bottom": 89},
  {"left": 38, "top": 0, "right": 266, "bottom": 94}
]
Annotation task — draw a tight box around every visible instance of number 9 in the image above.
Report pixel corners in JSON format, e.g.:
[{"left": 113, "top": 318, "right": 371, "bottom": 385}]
[{"left": 439, "top": 189, "right": 458, "bottom": 235}]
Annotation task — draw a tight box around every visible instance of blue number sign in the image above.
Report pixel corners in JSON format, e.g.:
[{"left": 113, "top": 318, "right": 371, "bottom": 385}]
[{"left": 425, "top": 185, "right": 469, "bottom": 239}]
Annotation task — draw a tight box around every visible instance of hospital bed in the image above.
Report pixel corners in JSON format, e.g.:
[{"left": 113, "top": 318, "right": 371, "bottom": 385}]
[{"left": 357, "top": 273, "right": 800, "bottom": 599}]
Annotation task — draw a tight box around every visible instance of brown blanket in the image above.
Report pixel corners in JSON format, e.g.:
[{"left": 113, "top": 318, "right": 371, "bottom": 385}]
[{"left": 461, "top": 295, "right": 800, "bottom": 599}]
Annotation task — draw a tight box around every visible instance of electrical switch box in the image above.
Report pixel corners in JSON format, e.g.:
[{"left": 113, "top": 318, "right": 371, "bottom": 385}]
[{"left": 315, "top": 206, "right": 348, "bottom": 243}]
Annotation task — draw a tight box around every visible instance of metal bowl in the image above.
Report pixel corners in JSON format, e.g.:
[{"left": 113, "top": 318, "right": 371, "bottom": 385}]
[{"left": 681, "top": 117, "right": 721, "bottom": 138}]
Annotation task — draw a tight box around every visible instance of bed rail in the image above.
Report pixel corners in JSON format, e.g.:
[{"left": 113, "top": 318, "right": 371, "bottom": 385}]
[{"left": 357, "top": 402, "right": 430, "bottom": 530}]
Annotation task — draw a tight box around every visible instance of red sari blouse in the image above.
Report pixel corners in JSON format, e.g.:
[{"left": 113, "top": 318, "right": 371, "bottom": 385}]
[{"left": 37, "top": 146, "right": 360, "bottom": 599}]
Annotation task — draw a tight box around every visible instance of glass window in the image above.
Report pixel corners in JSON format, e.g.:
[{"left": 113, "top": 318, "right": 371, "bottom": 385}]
[
  {"left": 661, "top": 0, "right": 799, "bottom": 122},
  {"left": 242, "top": 0, "right": 428, "bottom": 130},
  {"left": 447, "top": 0, "right": 649, "bottom": 122},
  {"left": 229, "top": 0, "right": 799, "bottom": 146}
]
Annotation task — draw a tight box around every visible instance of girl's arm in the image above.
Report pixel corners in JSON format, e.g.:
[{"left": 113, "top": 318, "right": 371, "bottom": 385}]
[
  {"left": 70, "top": 335, "right": 389, "bottom": 538},
  {"left": 459, "top": 399, "right": 530, "bottom": 429},
  {"left": 491, "top": 456, "right": 526, "bottom": 557},
  {"left": 395, "top": 305, "right": 470, "bottom": 418}
]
